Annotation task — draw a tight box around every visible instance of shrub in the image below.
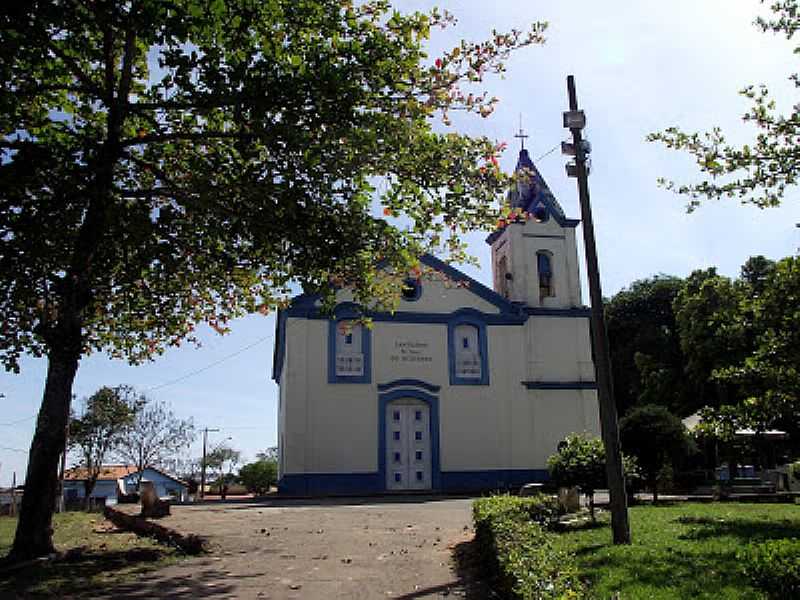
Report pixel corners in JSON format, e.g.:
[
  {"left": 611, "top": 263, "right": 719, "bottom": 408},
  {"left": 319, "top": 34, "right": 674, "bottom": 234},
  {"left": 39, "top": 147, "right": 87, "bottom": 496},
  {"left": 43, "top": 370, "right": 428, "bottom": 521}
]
[
  {"left": 238, "top": 459, "right": 278, "bottom": 495},
  {"left": 547, "top": 433, "right": 642, "bottom": 519},
  {"left": 619, "top": 404, "right": 691, "bottom": 502},
  {"left": 473, "top": 495, "right": 585, "bottom": 599},
  {"left": 473, "top": 494, "right": 561, "bottom": 528},
  {"left": 547, "top": 433, "right": 605, "bottom": 521},
  {"left": 739, "top": 538, "right": 800, "bottom": 599}
]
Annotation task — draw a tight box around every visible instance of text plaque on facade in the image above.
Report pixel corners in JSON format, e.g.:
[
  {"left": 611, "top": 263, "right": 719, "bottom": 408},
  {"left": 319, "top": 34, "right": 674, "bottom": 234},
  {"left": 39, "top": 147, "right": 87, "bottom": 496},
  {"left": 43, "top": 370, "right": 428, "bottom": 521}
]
[{"left": 390, "top": 340, "right": 433, "bottom": 364}]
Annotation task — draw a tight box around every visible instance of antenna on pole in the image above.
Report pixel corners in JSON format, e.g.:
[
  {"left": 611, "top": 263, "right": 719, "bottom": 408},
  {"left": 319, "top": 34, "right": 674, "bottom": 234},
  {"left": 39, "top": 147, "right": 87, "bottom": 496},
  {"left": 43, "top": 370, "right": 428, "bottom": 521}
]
[{"left": 514, "top": 114, "right": 529, "bottom": 151}]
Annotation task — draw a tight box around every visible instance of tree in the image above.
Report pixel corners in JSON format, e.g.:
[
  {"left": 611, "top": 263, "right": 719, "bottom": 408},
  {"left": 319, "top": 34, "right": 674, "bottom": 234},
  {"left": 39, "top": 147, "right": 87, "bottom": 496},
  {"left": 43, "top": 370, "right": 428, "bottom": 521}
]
[
  {"left": 238, "top": 459, "right": 277, "bottom": 496},
  {"left": 619, "top": 405, "right": 691, "bottom": 502},
  {"left": 710, "top": 256, "right": 800, "bottom": 444},
  {"left": 605, "top": 276, "right": 691, "bottom": 416},
  {"left": 115, "top": 397, "right": 194, "bottom": 488},
  {"left": 1, "top": 0, "right": 546, "bottom": 559},
  {"left": 673, "top": 268, "right": 749, "bottom": 411},
  {"left": 547, "top": 433, "right": 607, "bottom": 522},
  {"left": 204, "top": 444, "right": 240, "bottom": 498},
  {"left": 68, "top": 385, "right": 141, "bottom": 508},
  {"left": 648, "top": 1, "right": 800, "bottom": 210},
  {"left": 256, "top": 447, "right": 278, "bottom": 462}
]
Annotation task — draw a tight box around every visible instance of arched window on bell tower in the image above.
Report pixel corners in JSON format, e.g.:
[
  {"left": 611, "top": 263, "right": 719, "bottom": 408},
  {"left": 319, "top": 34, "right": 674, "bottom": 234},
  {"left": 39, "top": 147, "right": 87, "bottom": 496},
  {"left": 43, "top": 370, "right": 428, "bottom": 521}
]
[{"left": 537, "top": 251, "right": 554, "bottom": 300}]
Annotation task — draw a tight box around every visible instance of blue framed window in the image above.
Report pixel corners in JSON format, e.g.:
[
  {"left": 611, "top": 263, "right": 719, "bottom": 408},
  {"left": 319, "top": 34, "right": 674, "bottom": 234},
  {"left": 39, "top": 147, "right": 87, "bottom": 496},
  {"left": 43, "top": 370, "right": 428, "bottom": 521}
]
[
  {"left": 416, "top": 471, "right": 423, "bottom": 481},
  {"left": 447, "top": 312, "right": 489, "bottom": 385},
  {"left": 394, "top": 473, "right": 401, "bottom": 483},
  {"left": 415, "top": 410, "right": 422, "bottom": 421},
  {"left": 328, "top": 304, "right": 372, "bottom": 384},
  {"left": 415, "top": 450, "right": 423, "bottom": 461},
  {"left": 393, "top": 431, "right": 401, "bottom": 441},
  {"left": 393, "top": 410, "right": 400, "bottom": 421},
  {"left": 393, "top": 452, "right": 401, "bottom": 463},
  {"left": 415, "top": 431, "right": 422, "bottom": 441}
]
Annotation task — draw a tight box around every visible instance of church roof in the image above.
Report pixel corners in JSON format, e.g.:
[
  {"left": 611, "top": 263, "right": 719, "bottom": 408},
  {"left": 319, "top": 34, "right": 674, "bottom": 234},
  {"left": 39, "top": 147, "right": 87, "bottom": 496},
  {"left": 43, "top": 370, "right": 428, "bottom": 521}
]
[
  {"left": 487, "top": 149, "right": 580, "bottom": 245},
  {"left": 509, "top": 149, "right": 569, "bottom": 218}
]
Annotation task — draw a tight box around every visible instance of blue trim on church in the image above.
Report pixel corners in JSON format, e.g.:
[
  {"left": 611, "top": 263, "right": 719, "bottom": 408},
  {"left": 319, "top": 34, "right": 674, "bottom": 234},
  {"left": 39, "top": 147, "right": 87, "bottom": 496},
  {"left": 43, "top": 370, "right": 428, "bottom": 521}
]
[
  {"left": 378, "top": 388, "right": 442, "bottom": 491},
  {"left": 525, "top": 307, "right": 591, "bottom": 317},
  {"left": 275, "top": 382, "right": 551, "bottom": 496},
  {"left": 270, "top": 252, "right": 592, "bottom": 382},
  {"left": 419, "top": 254, "right": 519, "bottom": 315},
  {"left": 272, "top": 304, "right": 591, "bottom": 382},
  {"left": 327, "top": 303, "right": 372, "bottom": 384},
  {"left": 277, "top": 469, "right": 550, "bottom": 496},
  {"left": 377, "top": 379, "right": 441, "bottom": 393},
  {"left": 279, "top": 254, "right": 524, "bottom": 320},
  {"left": 522, "top": 381, "right": 598, "bottom": 390},
  {"left": 272, "top": 310, "right": 288, "bottom": 384},
  {"left": 447, "top": 310, "right": 490, "bottom": 386}
]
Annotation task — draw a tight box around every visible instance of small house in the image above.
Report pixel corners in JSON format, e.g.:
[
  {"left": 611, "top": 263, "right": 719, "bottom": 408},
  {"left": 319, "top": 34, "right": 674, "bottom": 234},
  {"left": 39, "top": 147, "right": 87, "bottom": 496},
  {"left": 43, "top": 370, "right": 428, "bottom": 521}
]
[
  {"left": 63, "top": 464, "right": 188, "bottom": 505},
  {"left": 120, "top": 467, "right": 189, "bottom": 501}
]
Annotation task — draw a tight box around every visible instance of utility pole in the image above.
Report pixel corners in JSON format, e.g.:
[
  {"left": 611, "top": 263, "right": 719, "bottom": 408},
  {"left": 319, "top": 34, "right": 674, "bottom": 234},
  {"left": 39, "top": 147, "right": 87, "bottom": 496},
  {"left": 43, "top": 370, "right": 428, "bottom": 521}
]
[
  {"left": 563, "top": 74, "right": 631, "bottom": 544},
  {"left": 200, "top": 427, "right": 219, "bottom": 501},
  {"left": 11, "top": 471, "right": 17, "bottom": 517}
]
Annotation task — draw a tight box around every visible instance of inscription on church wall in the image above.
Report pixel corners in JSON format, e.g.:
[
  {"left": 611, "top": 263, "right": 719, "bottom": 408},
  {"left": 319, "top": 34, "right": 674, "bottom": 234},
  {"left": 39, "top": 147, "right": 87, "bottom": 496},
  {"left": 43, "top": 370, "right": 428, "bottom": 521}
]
[{"left": 390, "top": 340, "right": 433, "bottom": 364}]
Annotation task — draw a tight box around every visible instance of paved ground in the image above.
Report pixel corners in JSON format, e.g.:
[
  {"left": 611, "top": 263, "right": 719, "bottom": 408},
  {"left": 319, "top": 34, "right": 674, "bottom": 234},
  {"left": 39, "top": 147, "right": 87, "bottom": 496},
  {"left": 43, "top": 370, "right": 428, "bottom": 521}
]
[{"left": 98, "top": 496, "right": 491, "bottom": 600}]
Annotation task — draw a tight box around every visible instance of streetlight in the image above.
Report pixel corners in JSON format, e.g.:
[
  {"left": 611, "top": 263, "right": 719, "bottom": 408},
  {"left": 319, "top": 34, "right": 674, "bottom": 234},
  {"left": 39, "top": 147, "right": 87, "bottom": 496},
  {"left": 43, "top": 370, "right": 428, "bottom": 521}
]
[
  {"left": 562, "top": 75, "right": 631, "bottom": 545},
  {"left": 199, "top": 427, "right": 220, "bottom": 500}
]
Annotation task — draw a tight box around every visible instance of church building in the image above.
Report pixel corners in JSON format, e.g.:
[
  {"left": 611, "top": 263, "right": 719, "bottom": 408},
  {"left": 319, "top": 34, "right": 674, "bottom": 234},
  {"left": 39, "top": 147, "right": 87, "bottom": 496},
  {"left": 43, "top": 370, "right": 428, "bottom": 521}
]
[{"left": 272, "top": 148, "right": 601, "bottom": 496}]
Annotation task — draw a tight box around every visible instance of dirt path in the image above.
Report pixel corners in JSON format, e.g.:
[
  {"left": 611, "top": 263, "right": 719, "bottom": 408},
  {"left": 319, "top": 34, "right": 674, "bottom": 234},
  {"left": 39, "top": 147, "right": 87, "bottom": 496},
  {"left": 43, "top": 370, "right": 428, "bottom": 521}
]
[{"left": 96, "top": 496, "right": 490, "bottom": 599}]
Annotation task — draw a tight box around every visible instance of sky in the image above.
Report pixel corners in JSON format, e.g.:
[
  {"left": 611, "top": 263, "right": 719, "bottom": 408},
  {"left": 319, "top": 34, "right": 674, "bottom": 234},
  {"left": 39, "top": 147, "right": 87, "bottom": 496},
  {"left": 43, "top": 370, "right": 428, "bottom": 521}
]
[{"left": 2, "top": 0, "right": 800, "bottom": 486}]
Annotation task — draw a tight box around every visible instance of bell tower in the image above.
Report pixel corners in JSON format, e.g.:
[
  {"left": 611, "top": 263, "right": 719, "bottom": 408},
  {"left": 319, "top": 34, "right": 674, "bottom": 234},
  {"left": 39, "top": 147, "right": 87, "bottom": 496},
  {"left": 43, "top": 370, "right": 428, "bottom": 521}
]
[{"left": 487, "top": 146, "right": 583, "bottom": 309}]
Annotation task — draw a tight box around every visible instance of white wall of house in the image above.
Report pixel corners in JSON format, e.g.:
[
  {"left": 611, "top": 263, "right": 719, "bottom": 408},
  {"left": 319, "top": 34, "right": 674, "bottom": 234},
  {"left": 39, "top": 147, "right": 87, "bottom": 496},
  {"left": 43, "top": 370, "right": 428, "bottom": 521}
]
[
  {"left": 121, "top": 468, "right": 188, "bottom": 501},
  {"left": 63, "top": 479, "right": 120, "bottom": 505}
]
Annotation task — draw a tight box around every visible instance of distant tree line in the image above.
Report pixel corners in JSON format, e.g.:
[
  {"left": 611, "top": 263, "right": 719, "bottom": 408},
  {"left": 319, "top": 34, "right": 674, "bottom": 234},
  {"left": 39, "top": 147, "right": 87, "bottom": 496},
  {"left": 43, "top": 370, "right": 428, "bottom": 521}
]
[{"left": 606, "top": 254, "right": 800, "bottom": 447}]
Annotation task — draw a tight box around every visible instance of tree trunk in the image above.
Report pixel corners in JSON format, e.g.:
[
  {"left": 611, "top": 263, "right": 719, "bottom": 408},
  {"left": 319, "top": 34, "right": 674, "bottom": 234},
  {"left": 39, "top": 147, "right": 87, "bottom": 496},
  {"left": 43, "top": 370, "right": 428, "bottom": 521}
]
[
  {"left": 589, "top": 494, "right": 596, "bottom": 523},
  {"left": 652, "top": 478, "right": 659, "bottom": 504},
  {"left": 84, "top": 476, "right": 99, "bottom": 512},
  {"left": 8, "top": 349, "right": 79, "bottom": 561}
]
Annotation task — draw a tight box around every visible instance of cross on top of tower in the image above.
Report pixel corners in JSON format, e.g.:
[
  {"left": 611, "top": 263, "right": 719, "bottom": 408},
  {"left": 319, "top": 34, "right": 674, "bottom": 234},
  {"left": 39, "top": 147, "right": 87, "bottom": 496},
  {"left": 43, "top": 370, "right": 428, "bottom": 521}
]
[{"left": 514, "top": 115, "right": 529, "bottom": 151}]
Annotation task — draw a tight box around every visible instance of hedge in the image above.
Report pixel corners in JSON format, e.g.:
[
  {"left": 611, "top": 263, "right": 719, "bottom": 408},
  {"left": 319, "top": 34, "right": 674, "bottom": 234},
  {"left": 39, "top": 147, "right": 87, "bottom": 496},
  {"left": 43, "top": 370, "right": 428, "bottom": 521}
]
[{"left": 473, "top": 495, "right": 585, "bottom": 599}]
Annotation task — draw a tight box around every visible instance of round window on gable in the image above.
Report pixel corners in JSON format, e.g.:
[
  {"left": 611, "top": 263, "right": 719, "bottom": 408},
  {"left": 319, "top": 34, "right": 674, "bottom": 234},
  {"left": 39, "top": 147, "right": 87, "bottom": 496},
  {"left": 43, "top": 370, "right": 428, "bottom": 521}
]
[{"left": 401, "top": 277, "right": 421, "bottom": 301}]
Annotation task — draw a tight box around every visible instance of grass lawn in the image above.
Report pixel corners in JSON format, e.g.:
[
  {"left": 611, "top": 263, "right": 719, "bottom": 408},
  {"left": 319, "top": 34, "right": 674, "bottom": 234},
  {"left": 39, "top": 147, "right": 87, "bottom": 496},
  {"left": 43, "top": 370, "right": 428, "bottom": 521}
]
[
  {"left": 552, "top": 502, "right": 800, "bottom": 599},
  {"left": 0, "top": 512, "right": 182, "bottom": 598}
]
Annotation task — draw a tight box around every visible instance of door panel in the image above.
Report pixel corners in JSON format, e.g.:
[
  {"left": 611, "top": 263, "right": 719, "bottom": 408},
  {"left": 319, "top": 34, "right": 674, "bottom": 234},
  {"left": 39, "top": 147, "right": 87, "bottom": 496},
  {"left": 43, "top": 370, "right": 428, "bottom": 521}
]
[{"left": 385, "top": 400, "right": 431, "bottom": 491}]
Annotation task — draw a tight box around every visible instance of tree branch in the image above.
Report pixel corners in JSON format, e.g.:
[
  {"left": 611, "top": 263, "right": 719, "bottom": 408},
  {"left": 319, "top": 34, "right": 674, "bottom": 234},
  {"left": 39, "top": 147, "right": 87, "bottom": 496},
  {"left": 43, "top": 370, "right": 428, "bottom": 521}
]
[
  {"left": 118, "top": 1, "right": 139, "bottom": 110},
  {"left": 120, "top": 131, "right": 259, "bottom": 147},
  {"left": 44, "top": 39, "right": 103, "bottom": 99}
]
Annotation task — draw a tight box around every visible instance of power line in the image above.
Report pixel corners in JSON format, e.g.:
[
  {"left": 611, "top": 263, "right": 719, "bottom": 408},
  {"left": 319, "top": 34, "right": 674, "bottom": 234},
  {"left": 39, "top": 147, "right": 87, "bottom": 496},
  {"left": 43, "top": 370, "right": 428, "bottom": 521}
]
[
  {"left": 0, "top": 445, "right": 27, "bottom": 453},
  {"left": 0, "top": 415, "right": 37, "bottom": 427},
  {"left": 535, "top": 144, "right": 559, "bottom": 162},
  {"left": 146, "top": 334, "right": 273, "bottom": 392}
]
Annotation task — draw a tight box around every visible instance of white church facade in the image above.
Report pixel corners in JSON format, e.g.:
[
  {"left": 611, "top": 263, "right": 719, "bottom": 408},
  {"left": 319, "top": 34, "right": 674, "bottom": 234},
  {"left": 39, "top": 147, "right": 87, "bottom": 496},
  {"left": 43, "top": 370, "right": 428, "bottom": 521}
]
[{"left": 272, "top": 148, "right": 600, "bottom": 496}]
